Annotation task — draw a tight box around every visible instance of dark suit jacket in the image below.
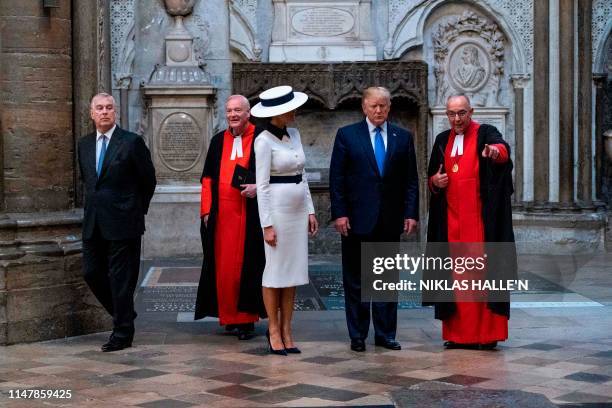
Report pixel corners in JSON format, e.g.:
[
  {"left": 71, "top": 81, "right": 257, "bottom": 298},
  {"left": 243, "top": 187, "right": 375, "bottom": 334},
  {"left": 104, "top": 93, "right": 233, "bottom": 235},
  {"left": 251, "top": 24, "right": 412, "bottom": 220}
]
[
  {"left": 329, "top": 120, "right": 419, "bottom": 236},
  {"left": 78, "top": 126, "right": 157, "bottom": 241}
]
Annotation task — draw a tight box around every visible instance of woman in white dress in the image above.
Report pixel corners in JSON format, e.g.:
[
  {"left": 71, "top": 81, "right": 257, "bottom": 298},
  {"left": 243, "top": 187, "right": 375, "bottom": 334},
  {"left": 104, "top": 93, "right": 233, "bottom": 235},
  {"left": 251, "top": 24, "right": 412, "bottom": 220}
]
[{"left": 251, "top": 86, "right": 318, "bottom": 355}]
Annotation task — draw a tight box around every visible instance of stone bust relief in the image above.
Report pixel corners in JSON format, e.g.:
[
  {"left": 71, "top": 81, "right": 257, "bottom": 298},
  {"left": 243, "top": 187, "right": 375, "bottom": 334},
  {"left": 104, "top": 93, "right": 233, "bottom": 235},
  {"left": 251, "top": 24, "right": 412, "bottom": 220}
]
[{"left": 452, "top": 45, "right": 486, "bottom": 90}]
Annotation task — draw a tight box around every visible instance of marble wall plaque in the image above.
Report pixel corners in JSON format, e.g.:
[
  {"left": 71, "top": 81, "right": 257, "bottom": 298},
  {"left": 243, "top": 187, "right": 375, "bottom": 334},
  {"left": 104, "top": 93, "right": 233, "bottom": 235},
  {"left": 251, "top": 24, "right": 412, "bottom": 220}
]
[
  {"left": 269, "top": 0, "right": 376, "bottom": 62},
  {"left": 430, "top": 107, "right": 509, "bottom": 152},
  {"left": 291, "top": 7, "right": 355, "bottom": 38},
  {"left": 158, "top": 112, "right": 202, "bottom": 172}
]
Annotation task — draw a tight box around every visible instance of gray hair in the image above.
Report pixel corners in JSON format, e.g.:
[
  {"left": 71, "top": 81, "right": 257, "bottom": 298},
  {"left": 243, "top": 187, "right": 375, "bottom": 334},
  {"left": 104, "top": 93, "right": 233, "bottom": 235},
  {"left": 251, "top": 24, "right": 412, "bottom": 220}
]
[
  {"left": 226, "top": 94, "right": 250, "bottom": 110},
  {"left": 90, "top": 92, "right": 116, "bottom": 109},
  {"left": 446, "top": 94, "right": 472, "bottom": 108},
  {"left": 362, "top": 87, "right": 391, "bottom": 104}
]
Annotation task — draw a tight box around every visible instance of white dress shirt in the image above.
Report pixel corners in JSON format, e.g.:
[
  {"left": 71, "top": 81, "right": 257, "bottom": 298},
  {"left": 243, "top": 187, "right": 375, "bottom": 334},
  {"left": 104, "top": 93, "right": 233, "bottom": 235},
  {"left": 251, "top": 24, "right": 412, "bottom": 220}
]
[
  {"left": 96, "top": 125, "right": 116, "bottom": 170},
  {"left": 365, "top": 117, "right": 388, "bottom": 151}
]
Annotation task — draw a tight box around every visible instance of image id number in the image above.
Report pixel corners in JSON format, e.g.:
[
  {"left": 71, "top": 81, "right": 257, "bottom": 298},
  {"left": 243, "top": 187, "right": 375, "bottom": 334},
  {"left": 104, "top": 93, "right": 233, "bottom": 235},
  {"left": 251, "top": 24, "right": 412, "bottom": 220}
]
[{"left": 9, "top": 389, "right": 72, "bottom": 399}]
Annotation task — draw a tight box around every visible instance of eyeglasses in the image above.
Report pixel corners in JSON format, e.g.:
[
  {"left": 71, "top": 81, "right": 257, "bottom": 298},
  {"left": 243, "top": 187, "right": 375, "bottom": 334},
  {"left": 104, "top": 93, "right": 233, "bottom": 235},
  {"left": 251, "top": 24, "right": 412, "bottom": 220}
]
[{"left": 446, "top": 110, "right": 469, "bottom": 119}]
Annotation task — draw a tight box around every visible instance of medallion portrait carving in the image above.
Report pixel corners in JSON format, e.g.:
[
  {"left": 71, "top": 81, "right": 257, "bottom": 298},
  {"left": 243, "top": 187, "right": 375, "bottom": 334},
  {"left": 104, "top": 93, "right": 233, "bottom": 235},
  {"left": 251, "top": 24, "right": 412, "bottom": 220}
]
[{"left": 451, "top": 44, "right": 489, "bottom": 91}]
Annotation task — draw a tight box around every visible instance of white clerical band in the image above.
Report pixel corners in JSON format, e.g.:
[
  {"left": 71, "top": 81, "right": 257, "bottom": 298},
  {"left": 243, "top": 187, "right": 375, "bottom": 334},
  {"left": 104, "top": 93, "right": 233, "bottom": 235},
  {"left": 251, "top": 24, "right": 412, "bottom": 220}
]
[
  {"left": 450, "top": 134, "right": 464, "bottom": 157},
  {"left": 230, "top": 136, "right": 243, "bottom": 160}
]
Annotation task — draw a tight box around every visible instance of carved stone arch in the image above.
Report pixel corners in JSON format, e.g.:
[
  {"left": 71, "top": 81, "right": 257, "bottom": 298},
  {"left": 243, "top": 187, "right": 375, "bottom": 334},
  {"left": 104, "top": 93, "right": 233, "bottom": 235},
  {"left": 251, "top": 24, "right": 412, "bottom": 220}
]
[
  {"left": 594, "top": 19, "right": 612, "bottom": 73},
  {"left": 229, "top": 1, "right": 262, "bottom": 62},
  {"left": 387, "top": 0, "right": 528, "bottom": 75},
  {"left": 335, "top": 93, "right": 363, "bottom": 109}
]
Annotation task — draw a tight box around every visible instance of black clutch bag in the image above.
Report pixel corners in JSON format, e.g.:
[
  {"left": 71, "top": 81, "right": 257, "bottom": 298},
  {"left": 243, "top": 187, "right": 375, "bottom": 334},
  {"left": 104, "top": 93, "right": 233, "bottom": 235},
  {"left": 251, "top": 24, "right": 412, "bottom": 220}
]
[{"left": 231, "top": 164, "right": 255, "bottom": 189}]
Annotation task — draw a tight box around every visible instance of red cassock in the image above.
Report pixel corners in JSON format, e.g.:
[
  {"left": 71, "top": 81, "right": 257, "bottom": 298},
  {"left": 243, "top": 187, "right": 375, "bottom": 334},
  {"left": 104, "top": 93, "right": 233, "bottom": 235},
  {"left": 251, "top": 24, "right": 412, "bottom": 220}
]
[
  {"left": 441, "top": 121, "right": 508, "bottom": 344},
  {"left": 200, "top": 125, "right": 259, "bottom": 326}
]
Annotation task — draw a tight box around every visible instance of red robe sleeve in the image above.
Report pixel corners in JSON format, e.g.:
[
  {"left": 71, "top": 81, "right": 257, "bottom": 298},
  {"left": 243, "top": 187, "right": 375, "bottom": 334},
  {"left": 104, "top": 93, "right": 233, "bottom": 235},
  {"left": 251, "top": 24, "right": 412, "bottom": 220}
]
[
  {"left": 490, "top": 144, "right": 509, "bottom": 164},
  {"left": 200, "top": 177, "right": 212, "bottom": 217}
]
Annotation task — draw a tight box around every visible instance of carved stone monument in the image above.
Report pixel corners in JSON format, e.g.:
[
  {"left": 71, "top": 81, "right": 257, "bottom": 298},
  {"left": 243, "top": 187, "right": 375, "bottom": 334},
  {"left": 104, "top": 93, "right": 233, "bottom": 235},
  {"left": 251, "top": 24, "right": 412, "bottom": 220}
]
[
  {"left": 143, "top": 0, "right": 216, "bottom": 258},
  {"left": 269, "top": 0, "right": 376, "bottom": 62},
  {"left": 430, "top": 11, "right": 509, "bottom": 146}
]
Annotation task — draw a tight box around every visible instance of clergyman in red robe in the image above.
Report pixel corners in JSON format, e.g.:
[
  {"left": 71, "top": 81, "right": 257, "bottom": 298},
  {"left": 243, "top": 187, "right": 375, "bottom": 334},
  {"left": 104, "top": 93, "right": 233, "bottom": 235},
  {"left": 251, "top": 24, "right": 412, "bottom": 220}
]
[
  {"left": 425, "top": 94, "right": 517, "bottom": 350},
  {"left": 194, "top": 95, "right": 266, "bottom": 340}
]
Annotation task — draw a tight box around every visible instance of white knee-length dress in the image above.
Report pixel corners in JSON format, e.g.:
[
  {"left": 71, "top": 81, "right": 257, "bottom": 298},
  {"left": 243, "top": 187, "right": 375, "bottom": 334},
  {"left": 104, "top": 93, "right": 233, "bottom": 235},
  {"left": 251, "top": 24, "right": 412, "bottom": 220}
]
[{"left": 255, "top": 127, "right": 315, "bottom": 288}]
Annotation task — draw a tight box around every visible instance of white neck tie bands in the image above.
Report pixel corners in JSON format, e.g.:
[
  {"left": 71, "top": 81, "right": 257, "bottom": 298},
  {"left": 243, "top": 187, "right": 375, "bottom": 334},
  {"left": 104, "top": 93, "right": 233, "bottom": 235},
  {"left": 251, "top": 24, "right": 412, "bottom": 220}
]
[
  {"left": 230, "top": 136, "right": 243, "bottom": 160},
  {"left": 450, "top": 134, "right": 464, "bottom": 157}
]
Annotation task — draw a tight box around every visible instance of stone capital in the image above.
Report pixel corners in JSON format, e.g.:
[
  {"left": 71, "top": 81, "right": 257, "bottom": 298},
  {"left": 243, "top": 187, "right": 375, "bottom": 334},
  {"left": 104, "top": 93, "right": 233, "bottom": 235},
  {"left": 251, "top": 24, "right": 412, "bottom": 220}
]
[{"left": 510, "top": 74, "right": 531, "bottom": 89}]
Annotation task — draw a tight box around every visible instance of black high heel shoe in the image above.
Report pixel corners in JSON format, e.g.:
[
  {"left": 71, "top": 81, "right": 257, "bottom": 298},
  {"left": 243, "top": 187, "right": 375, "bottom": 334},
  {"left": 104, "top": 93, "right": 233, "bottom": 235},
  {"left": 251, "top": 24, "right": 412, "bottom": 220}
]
[
  {"left": 282, "top": 336, "right": 301, "bottom": 354},
  {"left": 266, "top": 330, "right": 287, "bottom": 356}
]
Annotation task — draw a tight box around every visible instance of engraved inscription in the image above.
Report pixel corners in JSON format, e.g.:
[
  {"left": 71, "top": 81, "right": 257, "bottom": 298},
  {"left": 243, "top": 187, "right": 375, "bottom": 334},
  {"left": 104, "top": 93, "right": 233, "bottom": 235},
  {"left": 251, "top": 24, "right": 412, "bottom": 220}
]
[
  {"left": 291, "top": 7, "right": 355, "bottom": 37},
  {"left": 158, "top": 112, "right": 202, "bottom": 172}
]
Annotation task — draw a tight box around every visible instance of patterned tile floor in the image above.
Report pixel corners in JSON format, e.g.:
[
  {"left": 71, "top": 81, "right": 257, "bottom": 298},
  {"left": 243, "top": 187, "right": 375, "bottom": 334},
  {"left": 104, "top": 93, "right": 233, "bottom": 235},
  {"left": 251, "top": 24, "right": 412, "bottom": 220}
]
[{"left": 1, "top": 253, "right": 611, "bottom": 407}]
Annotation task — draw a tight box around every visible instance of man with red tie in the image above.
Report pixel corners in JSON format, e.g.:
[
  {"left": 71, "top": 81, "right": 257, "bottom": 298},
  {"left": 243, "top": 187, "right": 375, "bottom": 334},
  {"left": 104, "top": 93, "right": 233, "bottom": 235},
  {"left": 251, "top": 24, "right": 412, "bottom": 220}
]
[
  {"left": 426, "top": 94, "right": 516, "bottom": 350},
  {"left": 194, "top": 95, "right": 266, "bottom": 339}
]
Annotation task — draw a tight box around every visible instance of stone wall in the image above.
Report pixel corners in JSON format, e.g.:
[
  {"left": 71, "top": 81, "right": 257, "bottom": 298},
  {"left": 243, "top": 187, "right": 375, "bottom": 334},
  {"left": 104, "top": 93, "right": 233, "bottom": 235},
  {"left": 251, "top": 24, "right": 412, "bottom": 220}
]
[
  {"left": 0, "top": 0, "right": 74, "bottom": 211},
  {"left": 0, "top": 211, "right": 111, "bottom": 345},
  {"left": 0, "top": 1, "right": 111, "bottom": 345}
]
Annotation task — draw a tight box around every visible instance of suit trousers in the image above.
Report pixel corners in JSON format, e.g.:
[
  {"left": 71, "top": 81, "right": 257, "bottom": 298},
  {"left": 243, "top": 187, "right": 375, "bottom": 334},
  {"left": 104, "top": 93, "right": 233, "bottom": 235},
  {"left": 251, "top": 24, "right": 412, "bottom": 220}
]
[
  {"left": 341, "top": 220, "right": 399, "bottom": 342},
  {"left": 82, "top": 225, "right": 141, "bottom": 340}
]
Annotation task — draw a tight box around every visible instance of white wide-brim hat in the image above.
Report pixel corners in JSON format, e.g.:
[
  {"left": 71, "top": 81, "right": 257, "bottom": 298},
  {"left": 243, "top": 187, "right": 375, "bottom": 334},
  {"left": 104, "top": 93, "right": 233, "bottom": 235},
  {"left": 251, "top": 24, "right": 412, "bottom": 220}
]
[{"left": 250, "top": 85, "right": 308, "bottom": 118}]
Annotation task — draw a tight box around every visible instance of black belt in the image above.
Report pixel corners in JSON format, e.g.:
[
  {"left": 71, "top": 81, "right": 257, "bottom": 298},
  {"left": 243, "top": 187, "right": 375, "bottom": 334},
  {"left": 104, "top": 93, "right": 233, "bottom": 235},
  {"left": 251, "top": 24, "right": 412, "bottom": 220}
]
[{"left": 269, "top": 174, "right": 302, "bottom": 184}]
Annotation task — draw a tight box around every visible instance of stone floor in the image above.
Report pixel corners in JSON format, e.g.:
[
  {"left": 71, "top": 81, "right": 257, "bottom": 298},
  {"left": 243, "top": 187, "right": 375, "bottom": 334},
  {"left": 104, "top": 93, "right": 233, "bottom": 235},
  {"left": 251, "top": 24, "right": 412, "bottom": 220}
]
[{"left": 1, "top": 253, "right": 612, "bottom": 407}]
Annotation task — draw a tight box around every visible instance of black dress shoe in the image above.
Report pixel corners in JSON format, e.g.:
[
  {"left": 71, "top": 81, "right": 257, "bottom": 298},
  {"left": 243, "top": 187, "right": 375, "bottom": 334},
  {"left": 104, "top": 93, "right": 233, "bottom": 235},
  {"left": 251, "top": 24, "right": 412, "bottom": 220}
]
[
  {"left": 479, "top": 341, "right": 498, "bottom": 350},
  {"left": 375, "top": 338, "right": 402, "bottom": 350},
  {"left": 350, "top": 339, "right": 366, "bottom": 352},
  {"left": 444, "top": 341, "right": 479, "bottom": 350},
  {"left": 237, "top": 329, "right": 254, "bottom": 341},
  {"left": 236, "top": 323, "right": 255, "bottom": 340},
  {"left": 284, "top": 346, "right": 301, "bottom": 354},
  {"left": 266, "top": 330, "right": 287, "bottom": 356},
  {"left": 101, "top": 335, "right": 132, "bottom": 352}
]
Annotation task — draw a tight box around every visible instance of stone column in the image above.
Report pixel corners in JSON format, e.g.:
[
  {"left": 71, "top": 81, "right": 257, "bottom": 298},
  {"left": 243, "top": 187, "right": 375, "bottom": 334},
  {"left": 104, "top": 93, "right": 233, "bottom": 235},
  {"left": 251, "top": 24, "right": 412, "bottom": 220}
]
[
  {"left": 577, "top": 0, "right": 592, "bottom": 205},
  {"left": 1, "top": 1, "right": 73, "bottom": 211},
  {"left": 533, "top": 0, "right": 550, "bottom": 204},
  {"left": 549, "top": 0, "right": 560, "bottom": 202},
  {"left": 0, "top": 0, "right": 110, "bottom": 345},
  {"left": 511, "top": 74, "right": 530, "bottom": 204},
  {"left": 558, "top": 0, "right": 575, "bottom": 206},
  {"left": 594, "top": 73, "right": 607, "bottom": 199},
  {"left": 72, "top": 0, "right": 112, "bottom": 205}
]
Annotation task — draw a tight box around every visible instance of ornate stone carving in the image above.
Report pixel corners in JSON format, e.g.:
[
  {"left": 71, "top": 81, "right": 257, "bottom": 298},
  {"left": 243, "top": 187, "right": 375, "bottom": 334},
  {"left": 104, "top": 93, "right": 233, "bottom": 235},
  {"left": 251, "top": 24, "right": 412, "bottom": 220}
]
[
  {"left": 485, "top": 0, "right": 533, "bottom": 68},
  {"left": 191, "top": 14, "right": 211, "bottom": 66},
  {"left": 593, "top": 0, "right": 612, "bottom": 68},
  {"left": 388, "top": 0, "right": 420, "bottom": 29},
  {"left": 147, "top": 0, "right": 210, "bottom": 85},
  {"left": 164, "top": 0, "right": 196, "bottom": 15},
  {"left": 110, "top": 0, "right": 135, "bottom": 82},
  {"left": 232, "top": 61, "right": 428, "bottom": 109},
  {"left": 510, "top": 73, "right": 530, "bottom": 89},
  {"left": 385, "top": 0, "right": 532, "bottom": 72},
  {"left": 113, "top": 21, "right": 135, "bottom": 88},
  {"left": 432, "top": 11, "right": 506, "bottom": 107},
  {"left": 229, "top": 0, "right": 262, "bottom": 61}
]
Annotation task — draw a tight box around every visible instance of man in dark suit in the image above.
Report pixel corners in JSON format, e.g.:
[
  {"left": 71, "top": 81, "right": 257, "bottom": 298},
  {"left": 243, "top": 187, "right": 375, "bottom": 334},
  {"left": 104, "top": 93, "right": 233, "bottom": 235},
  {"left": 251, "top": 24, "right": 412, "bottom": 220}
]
[
  {"left": 330, "top": 86, "right": 419, "bottom": 352},
  {"left": 78, "top": 93, "right": 156, "bottom": 352}
]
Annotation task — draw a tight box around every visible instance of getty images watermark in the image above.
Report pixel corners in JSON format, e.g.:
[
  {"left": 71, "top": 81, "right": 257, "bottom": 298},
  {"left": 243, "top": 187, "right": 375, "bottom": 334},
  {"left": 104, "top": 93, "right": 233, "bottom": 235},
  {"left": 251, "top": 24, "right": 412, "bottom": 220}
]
[{"left": 361, "top": 242, "right": 527, "bottom": 302}]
